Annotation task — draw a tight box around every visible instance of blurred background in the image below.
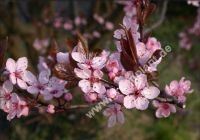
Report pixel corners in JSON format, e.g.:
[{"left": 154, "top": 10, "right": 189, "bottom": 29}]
[{"left": 0, "top": 0, "right": 200, "bottom": 140}]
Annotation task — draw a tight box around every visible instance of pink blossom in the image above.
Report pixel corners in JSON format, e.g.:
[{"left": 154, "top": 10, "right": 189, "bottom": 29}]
[
  {"left": 71, "top": 42, "right": 108, "bottom": 70},
  {"left": 74, "top": 68, "right": 106, "bottom": 94},
  {"left": 187, "top": 0, "right": 200, "bottom": 7},
  {"left": 119, "top": 74, "right": 160, "bottom": 110},
  {"left": 63, "top": 21, "right": 73, "bottom": 30},
  {"left": 24, "top": 70, "right": 50, "bottom": 95},
  {"left": 47, "top": 104, "right": 55, "bottom": 114},
  {"left": 165, "top": 77, "right": 193, "bottom": 103},
  {"left": 64, "top": 93, "right": 73, "bottom": 101},
  {"left": 153, "top": 100, "right": 176, "bottom": 118},
  {"left": 54, "top": 17, "right": 62, "bottom": 28},
  {"left": 33, "top": 38, "right": 49, "bottom": 52},
  {"left": 92, "top": 31, "right": 101, "bottom": 38},
  {"left": 37, "top": 56, "right": 49, "bottom": 72},
  {"left": 114, "top": 16, "right": 140, "bottom": 43},
  {"left": 179, "top": 32, "right": 192, "bottom": 50},
  {"left": 146, "top": 37, "right": 161, "bottom": 53},
  {"left": 6, "top": 57, "right": 29, "bottom": 89},
  {"left": 106, "top": 88, "right": 118, "bottom": 99},
  {"left": 105, "top": 21, "right": 114, "bottom": 30},
  {"left": 56, "top": 52, "right": 70, "bottom": 64},
  {"left": 93, "top": 14, "right": 104, "bottom": 24},
  {"left": 7, "top": 93, "right": 29, "bottom": 121},
  {"left": 75, "top": 16, "right": 87, "bottom": 26},
  {"left": 84, "top": 92, "right": 98, "bottom": 103},
  {"left": 0, "top": 80, "right": 13, "bottom": 112},
  {"left": 41, "top": 77, "right": 66, "bottom": 100},
  {"left": 103, "top": 104, "right": 125, "bottom": 127}
]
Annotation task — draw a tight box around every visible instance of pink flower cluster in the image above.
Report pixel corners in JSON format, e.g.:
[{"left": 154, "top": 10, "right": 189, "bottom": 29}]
[{"left": 0, "top": 0, "right": 193, "bottom": 128}]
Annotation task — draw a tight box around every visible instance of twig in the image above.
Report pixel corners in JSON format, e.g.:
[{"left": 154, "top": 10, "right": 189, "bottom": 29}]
[{"left": 144, "top": 0, "right": 169, "bottom": 34}]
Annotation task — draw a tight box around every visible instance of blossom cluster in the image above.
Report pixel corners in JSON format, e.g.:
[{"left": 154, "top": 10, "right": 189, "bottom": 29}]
[
  {"left": 179, "top": 3, "right": 200, "bottom": 50},
  {"left": 0, "top": 0, "right": 193, "bottom": 128}
]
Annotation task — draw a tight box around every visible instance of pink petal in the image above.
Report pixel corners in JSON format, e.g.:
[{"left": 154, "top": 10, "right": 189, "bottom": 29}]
[
  {"left": 16, "top": 57, "right": 28, "bottom": 71},
  {"left": 119, "top": 79, "right": 135, "bottom": 95},
  {"left": 39, "top": 70, "right": 50, "bottom": 84},
  {"left": 141, "top": 86, "right": 160, "bottom": 99},
  {"left": 93, "top": 70, "right": 103, "bottom": 79},
  {"left": 134, "top": 74, "right": 147, "bottom": 90},
  {"left": 108, "top": 115, "right": 117, "bottom": 128},
  {"left": 6, "top": 58, "right": 16, "bottom": 73},
  {"left": 17, "top": 78, "right": 27, "bottom": 90},
  {"left": 92, "top": 57, "right": 107, "bottom": 69},
  {"left": 123, "top": 95, "right": 135, "bottom": 109},
  {"left": 9, "top": 74, "right": 16, "bottom": 84},
  {"left": 56, "top": 52, "right": 69, "bottom": 64},
  {"left": 93, "top": 82, "right": 106, "bottom": 94},
  {"left": 155, "top": 108, "right": 163, "bottom": 118},
  {"left": 117, "top": 111, "right": 125, "bottom": 124},
  {"left": 169, "top": 104, "right": 176, "bottom": 113},
  {"left": 24, "top": 71, "right": 37, "bottom": 85},
  {"left": 71, "top": 52, "right": 86, "bottom": 63},
  {"left": 135, "top": 97, "right": 149, "bottom": 110},
  {"left": 27, "top": 86, "right": 39, "bottom": 94},
  {"left": 103, "top": 108, "right": 112, "bottom": 117},
  {"left": 78, "top": 80, "right": 91, "bottom": 93},
  {"left": 3, "top": 80, "right": 13, "bottom": 93},
  {"left": 74, "top": 68, "right": 91, "bottom": 79}
]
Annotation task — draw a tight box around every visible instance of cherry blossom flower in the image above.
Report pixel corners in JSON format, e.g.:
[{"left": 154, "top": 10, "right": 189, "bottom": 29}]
[
  {"left": 7, "top": 93, "right": 29, "bottom": 121},
  {"left": 165, "top": 77, "right": 193, "bottom": 103},
  {"left": 41, "top": 76, "right": 66, "bottom": 101},
  {"left": 106, "top": 88, "right": 118, "bottom": 99},
  {"left": 117, "top": 0, "right": 137, "bottom": 17},
  {"left": 37, "top": 56, "right": 49, "bottom": 72},
  {"left": 47, "top": 104, "right": 55, "bottom": 114},
  {"left": 6, "top": 57, "right": 29, "bottom": 89},
  {"left": 119, "top": 73, "right": 160, "bottom": 110},
  {"left": 33, "top": 38, "right": 49, "bottom": 52},
  {"left": 105, "top": 21, "right": 114, "bottom": 30},
  {"left": 64, "top": 93, "right": 73, "bottom": 101},
  {"left": 179, "top": 32, "right": 192, "bottom": 50},
  {"left": 74, "top": 68, "right": 106, "bottom": 94},
  {"left": 0, "top": 80, "right": 13, "bottom": 112},
  {"left": 84, "top": 92, "right": 98, "bottom": 103},
  {"left": 92, "top": 31, "right": 101, "bottom": 38},
  {"left": 114, "top": 16, "right": 140, "bottom": 43},
  {"left": 56, "top": 52, "right": 70, "bottom": 64},
  {"left": 187, "top": 0, "right": 200, "bottom": 7},
  {"left": 153, "top": 100, "right": 176, "bottom": 118},
  {"left": 75, "top": 16, "right": 87, "bottom": 26},
  {"left": 103, "top": 104, "right": 125, "bottom": 127},
  {"left": 24, "top": 70, "right": 50, "bottom": 95},
  {"left": 71, "top": 43, "right": 108, "bottom": 70},
  {"left": 93, "top": 14, "right": 105, "bottom": 24},
  {"left": 63, "top": 21, "right": 73, "bottom": 30},
  {"left": 54, "top": 17, "right": 62, "bottom": 28}
]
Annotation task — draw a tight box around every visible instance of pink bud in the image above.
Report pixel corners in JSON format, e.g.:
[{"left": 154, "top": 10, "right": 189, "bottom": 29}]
[
  {"left": 108, "top": 72, "right": 116, "bottom": 80},
  {"left": 47, "top": 104, "right": 55, "bottom": 114},
  {"left": 106, "top": 88, "right": 117, "bottom": 99},
  {"left": 105, "top": 21, "right": 114, "bottom": 30},
  {"left": 64, "top": 93, "right": 73, "bottom": 101}
]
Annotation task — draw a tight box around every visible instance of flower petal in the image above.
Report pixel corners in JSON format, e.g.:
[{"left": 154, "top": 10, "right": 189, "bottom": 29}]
[
  {"left": 39, "top": 70, "right": 50, "bottom": 84},
  {"left": 78, "top": 80, "right": 91, "bottom": 93},
  {"left": 27, "top": 86, "right": 39, "bottom": 94},
  {"left": 123, "top": 95, "right": 135, "bottom": 109},
  {"left": 6, "top": 58, "right": 16, "bottom": 73},
  {"left": 141, "top": 86, "right": 160, "bottom": 99},
  {"left": 24, "top": 71, "right": 37, "bottom": 85},
  {"left": 74, "top": 68, "right": 91, "bottom": 79},
  {"left": 135, "top": 97, "right": 149, "bottom": 110},
  {"left": 71, "top": 52, "right": 86, "bottom": 63},
  {"left": 108, "top": 115, "right": 117, "bottom": 128},
  {"left": 117, "top": 111, "right": 125, "bottom": 124},
  {"left": 93, "top": 82, "right": 106, "bottom": 94},
  {"left": 17, "top": 79, "right": 27, "bottom": 90},
  {"left": 3, "top": 80, "right": 13, "bottom": 93},
  {"left": 16, "top": 57, "right": 28, "bottom": 71},
  {"left": 119, "top": 79, "right": 135, "bottom": 95}
]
